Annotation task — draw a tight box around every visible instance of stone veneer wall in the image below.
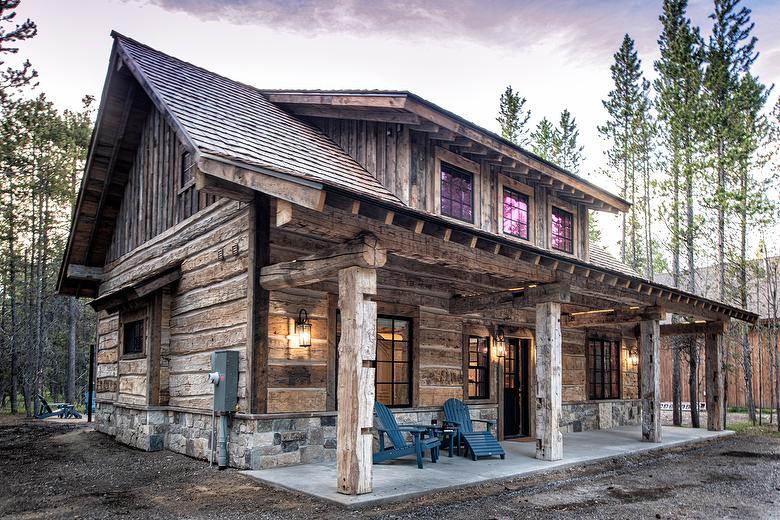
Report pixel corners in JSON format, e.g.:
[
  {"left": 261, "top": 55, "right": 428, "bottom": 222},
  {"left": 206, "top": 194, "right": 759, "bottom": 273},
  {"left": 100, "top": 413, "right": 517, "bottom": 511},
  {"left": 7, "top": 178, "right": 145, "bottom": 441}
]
[
  {"left": 95, "top": 401, "right": 498, "bottom": 470},
  {"left": 560, "top": 399, "right": 642, "bottom": 433}
]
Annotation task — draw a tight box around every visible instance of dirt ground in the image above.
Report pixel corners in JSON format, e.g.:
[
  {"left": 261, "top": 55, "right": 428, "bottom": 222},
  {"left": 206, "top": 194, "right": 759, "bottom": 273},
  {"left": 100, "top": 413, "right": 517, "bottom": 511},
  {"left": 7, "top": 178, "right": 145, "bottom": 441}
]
[{"left": 1, "top": 416, "right": 779, "bottom": 519}]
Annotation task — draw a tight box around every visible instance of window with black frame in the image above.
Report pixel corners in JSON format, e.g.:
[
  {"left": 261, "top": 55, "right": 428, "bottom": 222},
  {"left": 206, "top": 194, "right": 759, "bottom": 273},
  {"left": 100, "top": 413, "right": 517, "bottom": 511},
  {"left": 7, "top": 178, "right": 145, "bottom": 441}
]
[
  {"left": 551, "top": 206, "right": 573, "bottom": 253},
  {"left": 440, "top": 162, "right": 474, "bottom": 222},
  {"left": 468, "top": 336, "right": 490, "bottom": 399},
  {"left": 502, "top": 188, "right": 529, "bottom": 239},
  {"left": 123, "top": 319, "right": 144, "bottom": 356},
  {"left": 588, "top": 338, "right": 621, "bottom": 400},
  {"left": 375, "top": 316, "right": 411, "bottom": 407}
]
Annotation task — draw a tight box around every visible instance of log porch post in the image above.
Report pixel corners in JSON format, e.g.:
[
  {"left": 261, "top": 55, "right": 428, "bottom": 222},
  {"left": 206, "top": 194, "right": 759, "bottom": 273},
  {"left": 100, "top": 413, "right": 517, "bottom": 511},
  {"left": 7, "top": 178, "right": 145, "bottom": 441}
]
[
  {"left": 705, "top": 330, "right": 725, "bottom": 431},
  {"left": 535, "top": 301, "right": 563, "bottom": 461},
  {"left": 336, "top": 266, "right": 377, "bottom": 495},
  {"left": 640, "top": 319, "right": 662, "bottom": 442}
]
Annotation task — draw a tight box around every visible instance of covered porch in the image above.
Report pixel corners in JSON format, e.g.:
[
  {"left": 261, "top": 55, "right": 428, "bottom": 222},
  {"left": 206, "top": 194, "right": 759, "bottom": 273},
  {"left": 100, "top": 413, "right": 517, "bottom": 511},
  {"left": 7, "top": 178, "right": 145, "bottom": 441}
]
[{"left": 244, "top": 425, "right": 734, "bottom": 507}]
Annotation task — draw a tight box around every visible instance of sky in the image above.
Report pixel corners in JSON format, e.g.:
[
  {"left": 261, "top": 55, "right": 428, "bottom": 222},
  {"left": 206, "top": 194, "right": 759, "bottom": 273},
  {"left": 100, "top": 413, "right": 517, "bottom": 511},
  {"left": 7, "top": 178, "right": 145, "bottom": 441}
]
[{"left": 11, "top": 0, "right": 780, "bottom": 257}]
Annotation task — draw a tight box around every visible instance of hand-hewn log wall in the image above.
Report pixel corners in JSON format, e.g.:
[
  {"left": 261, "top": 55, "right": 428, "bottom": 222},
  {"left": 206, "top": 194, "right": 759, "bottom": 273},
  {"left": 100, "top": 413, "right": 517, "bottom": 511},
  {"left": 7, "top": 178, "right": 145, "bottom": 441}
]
[
  {"left": 107, "top": 108, "right": 217, "bottom": 262},
  {"left": 417, "top": 308, "right": 464, "bottom": 406}
]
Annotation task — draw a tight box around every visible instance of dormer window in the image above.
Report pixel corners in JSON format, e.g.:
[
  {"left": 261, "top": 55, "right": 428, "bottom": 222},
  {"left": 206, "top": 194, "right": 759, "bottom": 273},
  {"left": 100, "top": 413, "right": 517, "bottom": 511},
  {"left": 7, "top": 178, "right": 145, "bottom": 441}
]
[
  {"left": 502, "top": 188, "right": 529, "bottom": 240},
  {"left": 440, "top": 162, "right": 473, "bottom": 223},
  {"left": 551, "top": 206, "right": 573, "bottom": 253}
]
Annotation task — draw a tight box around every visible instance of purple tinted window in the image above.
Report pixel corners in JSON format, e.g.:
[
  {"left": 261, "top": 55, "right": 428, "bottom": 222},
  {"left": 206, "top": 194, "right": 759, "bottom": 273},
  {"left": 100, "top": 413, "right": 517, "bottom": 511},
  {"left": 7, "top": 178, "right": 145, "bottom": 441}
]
[
  {"left": 502, "top": 188, "right": 529, "bottom": 239},
  {"left": 551, "top": 206, "right": 573, "bottom": 253},
  {"left": 441, "top": 164, "right": 473, "bottom": 222}
]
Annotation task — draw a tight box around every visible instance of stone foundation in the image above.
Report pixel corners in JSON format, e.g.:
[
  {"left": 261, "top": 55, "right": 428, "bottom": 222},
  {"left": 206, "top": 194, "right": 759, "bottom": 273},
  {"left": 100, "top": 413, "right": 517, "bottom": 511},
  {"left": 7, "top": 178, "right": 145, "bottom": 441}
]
[
  {"left": 560, "top": 399, "right": 641, "bottom": 433},
  {"left": 95, "top": 401, "right": 497, "bottom": 470}
]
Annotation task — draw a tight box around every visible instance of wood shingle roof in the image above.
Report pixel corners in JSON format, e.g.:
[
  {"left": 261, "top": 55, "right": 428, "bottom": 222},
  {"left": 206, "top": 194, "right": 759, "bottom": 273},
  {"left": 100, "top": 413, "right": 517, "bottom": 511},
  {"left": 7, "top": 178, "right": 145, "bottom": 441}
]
[{"left": 113, "top": 32, "right": 404, "bottom": 206}]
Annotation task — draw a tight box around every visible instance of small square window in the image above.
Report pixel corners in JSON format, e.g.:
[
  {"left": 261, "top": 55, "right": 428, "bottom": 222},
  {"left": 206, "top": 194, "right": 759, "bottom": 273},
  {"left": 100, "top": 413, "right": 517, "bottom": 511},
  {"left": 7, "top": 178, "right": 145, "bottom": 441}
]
[
  {"left": 502, "top": 188, "right": 529, "bottom": 239},
  {"left": 551, "top": 206, "right": 573, "bottom": 253},
  {"left": 440, "top": 163, "right": 473, "bottom": 222},
  {"left": 123, "top": 320, "right": 144, "bottom": 356}
]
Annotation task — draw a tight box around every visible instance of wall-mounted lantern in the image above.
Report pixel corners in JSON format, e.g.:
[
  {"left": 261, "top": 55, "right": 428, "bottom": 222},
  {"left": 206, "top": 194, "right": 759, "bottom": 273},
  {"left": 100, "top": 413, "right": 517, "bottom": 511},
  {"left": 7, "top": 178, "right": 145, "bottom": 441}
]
[
  {"left": 493, "top": 329, "right": 507, "bottom": 359},
  {"left": 627, "top": 344, "right": 639, "bottom": 368},
  {"left": 295, "top": 309, "right": 312, "bottom": 348}
]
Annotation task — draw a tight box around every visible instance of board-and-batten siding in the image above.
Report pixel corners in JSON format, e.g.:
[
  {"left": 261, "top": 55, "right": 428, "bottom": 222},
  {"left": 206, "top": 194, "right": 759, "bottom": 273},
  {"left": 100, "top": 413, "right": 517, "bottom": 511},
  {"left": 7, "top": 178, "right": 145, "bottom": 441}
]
[
  {"left": 107, "top": 109, "right": 218, "bottom": 262},
  {"left": 96, "top": 201, "right": 251, "bottom": 410},
  {"left": 309, "top": 116, "right": 590, "bottom": 260}
]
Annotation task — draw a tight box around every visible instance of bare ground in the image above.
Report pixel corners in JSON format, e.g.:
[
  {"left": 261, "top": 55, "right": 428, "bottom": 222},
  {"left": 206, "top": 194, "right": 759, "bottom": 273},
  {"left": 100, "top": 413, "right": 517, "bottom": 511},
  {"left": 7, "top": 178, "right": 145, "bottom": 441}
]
[{"left": 1, "top": 416, "right": 779, "bottom": 519}]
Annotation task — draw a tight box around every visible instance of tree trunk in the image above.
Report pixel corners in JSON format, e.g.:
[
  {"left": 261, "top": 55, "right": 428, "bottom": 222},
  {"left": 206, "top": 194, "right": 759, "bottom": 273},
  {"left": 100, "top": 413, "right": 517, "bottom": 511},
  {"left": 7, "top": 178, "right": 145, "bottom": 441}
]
[
  {"left": 66, "top": 297, "right": 77, "bottom": 403},
  {"left": 688, "top": 338, "right": 700, "bottom": 428},
  {"left": 672, "top": 336, "right": 682, "bottom": 426}
]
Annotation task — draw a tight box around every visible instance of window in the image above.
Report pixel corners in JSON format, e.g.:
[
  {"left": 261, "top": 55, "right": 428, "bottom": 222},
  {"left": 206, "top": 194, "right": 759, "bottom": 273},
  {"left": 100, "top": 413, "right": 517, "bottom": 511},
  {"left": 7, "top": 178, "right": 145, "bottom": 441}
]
[
  {"left": 467, "top": 336, "right": 490, "bottom": 399},
  {"left": 181, "top": 152, "right": 194, "bottom": 188},
  {"left": 588, "top": 338, "right": 621, "bottom": 400},
  {"left": 502, "top": 188, "right": 529, "bottom": 239},
  {"left": 551, "top": 206, "right": 573, "bottom": 253},
  {"left": 375, "top": 316, "right": 411, "bottom": 407},
  {"left": 440, "top": 163, "right": 473, "bottom": 222},
  {"left": 123, "top": 319, "right": 144, "bottom": 356}
]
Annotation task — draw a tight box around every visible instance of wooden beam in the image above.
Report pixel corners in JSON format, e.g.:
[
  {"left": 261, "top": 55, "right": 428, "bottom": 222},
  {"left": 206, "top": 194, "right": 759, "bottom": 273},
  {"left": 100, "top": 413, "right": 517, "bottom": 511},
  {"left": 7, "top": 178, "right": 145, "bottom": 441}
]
[
  {"left": 336, "top": 266, "right": 377, "bottom": 495},
  {"left": 194, "top": 169, "right": 255, "bottom": 202},
  {"left": 562, "top": 306, "right": 665, "bottom": 328},
  {"left": 90, "top": 267, "right": 181, "bottom": 313},
  {"left": 705, "top": 329, "right": 725, "bottom": 431},
  {"left": 640, "top": 319, "right": 661, "bottom": 442},
  {"left": 276, "top": 199, "right": 293, "bottom": 227},
  {"left": 67, "top": 264, "right": 103, "bottom": 282},
  {"left": 535, "top": 301, "right": 563, "bottom": 460},
  {"left": 659, "top": 321, "right": 727, "bottom": 336},
  {"left": 247, "top": 195, "right": 271, "bottom": 414},
  {"left": 279, "top": 104, "right": 421, "bottom": 125},
  {"left": 260, "top": 233, "right": 387, "bottom": 290},
  {"left": 197, "top": 155, "right": 326, "bottom": 212},
  {"left": 449, "top": 283, "right": 569, "bottom": 315}
]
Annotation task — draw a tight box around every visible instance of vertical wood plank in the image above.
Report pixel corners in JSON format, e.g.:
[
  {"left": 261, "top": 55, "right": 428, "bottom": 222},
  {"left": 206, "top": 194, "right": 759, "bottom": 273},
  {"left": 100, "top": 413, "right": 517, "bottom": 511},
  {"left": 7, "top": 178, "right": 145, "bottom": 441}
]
[{"left": 326, "top": 293, "right": 338, "bottom": 411}]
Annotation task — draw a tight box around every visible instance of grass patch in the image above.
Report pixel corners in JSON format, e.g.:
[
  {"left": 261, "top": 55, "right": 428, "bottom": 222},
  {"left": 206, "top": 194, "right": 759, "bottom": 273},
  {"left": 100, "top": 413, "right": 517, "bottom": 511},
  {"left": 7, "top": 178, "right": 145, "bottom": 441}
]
[
  {"left": 727, "top": 421, "right": 780, "bottom": 439},
  {"left": 727, "top": 406, "right": 777, "bottom": 415}
]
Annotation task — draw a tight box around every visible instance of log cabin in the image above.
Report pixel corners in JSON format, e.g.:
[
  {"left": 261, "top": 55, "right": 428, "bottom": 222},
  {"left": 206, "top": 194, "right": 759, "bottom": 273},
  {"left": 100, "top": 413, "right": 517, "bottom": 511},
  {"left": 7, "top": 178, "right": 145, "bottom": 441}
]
[{"left": 58, "top": 33, "right": 758, "bottom": 495}]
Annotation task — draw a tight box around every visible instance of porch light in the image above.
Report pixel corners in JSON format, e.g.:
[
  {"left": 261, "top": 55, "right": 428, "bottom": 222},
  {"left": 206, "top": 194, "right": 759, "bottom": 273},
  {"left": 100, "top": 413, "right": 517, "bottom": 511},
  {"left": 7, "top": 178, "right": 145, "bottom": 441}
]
[
  {"left": 627, "top": 344, "right": 639, "bottom": 367},
  {"left": 295, "top": 309, "right": 312, "bottom": 348},
  {"left": 494, "top": 330, "right": 507, "bottom": 358}
]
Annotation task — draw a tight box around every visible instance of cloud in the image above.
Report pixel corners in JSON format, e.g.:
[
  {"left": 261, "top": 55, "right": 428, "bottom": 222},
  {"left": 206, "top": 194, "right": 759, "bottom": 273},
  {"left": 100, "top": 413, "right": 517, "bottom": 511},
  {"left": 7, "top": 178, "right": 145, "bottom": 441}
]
[{"left": 134, "top": 0, "right": 660, "bottom": 58}]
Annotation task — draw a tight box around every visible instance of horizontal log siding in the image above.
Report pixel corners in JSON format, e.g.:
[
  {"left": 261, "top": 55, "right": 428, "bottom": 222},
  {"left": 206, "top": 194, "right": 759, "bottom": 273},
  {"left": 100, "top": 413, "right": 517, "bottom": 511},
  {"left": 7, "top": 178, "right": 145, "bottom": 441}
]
[
  {"left": 562, "top": 330, "right": 587, "bottom": 402},
  {"left": 96, "top": 312, "right": 119, "bottom": 401},
  {"left": 267, "top": 288, "right": 329, "bottom": 413},
  {"left": 417, "top": 309, "right": 464, "bottom": 406},
  {"left": 107, "top": 108, "right": 217, "bottom": 262}
]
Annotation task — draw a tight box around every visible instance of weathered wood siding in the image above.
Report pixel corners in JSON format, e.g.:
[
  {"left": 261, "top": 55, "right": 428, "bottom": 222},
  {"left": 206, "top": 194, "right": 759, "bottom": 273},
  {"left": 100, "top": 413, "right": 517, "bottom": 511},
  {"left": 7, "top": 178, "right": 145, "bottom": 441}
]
[
  {"left": 308, "top": 117, "right": 592, "bottom": 261},
  {"left": 97, "top": 200, "right": 251, "bottom": 411},
  {"left": 107, "top": 109, "right": 217, "bottom": 262},
  {"left": 267, "top": 288, "right": 329, "bottom": 413},
  {"left": 562, "top": 330, "right": 587, "bottom": 402},
  {"left": 417, "top": 308, "right": 463, "bottom": 406}
]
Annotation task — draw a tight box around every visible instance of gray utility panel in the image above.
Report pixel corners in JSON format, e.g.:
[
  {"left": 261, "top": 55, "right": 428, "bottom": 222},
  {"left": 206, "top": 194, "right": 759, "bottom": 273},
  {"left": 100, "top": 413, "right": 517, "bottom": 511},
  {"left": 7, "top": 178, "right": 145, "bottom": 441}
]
[{"left": 211, "top": 350, "right": 238, "bottom": 413}]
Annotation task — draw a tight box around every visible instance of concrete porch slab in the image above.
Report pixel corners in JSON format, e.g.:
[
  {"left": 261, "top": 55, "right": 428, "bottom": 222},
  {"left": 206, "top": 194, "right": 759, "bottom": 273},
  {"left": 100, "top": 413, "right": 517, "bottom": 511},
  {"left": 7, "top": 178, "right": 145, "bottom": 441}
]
[{"left": 242, "top": 426, "right": 733, "bottom": 507}]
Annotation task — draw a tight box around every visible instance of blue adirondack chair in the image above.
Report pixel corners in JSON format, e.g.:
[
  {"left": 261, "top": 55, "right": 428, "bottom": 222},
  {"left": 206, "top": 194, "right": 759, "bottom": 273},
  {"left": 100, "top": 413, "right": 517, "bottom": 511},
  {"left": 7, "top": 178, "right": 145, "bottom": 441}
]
[
  {"left": 443, "top": 398, "right": 505, "bottom": 461},
  {"left": 35, "top": 395, "right": 82, "bottom": 420},
  {"left": 373, "top": 402, "right": 441, "bottom": 469}
]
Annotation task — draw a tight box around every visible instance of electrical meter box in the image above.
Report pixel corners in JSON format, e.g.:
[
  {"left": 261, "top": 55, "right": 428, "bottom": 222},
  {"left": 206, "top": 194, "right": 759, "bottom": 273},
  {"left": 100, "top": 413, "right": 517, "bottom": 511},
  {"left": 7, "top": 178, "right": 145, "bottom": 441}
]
[{"left": 211, "top": 350, "right": 238, "bottom": 412}]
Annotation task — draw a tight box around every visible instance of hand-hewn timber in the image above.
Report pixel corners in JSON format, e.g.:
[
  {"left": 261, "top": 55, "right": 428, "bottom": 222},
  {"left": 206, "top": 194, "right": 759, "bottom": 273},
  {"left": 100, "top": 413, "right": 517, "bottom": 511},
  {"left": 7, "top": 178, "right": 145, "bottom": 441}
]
[
  {"left": 535, "top": 301, "right": 563, "bottom": 461},
  {"left": 640, "top": 319, "right": 661, "bottom": 442},
  {"left": 247, "top": 194, "right": 271, "bottom": 413},
  {"left": 660, "top": 321, "right": 727, "bottom": 336},
  {"left": 260, "top": 234, "right": 387, "bottom": 291},
  {"left": 67, "top": 264, "right": 104, "bottom": 282},
  {"left": 449, "top": 283, "right": 570, "bottom": 315},
  {"left": 562, "top": 306, "right": 665, "bottom": 328},
  {"left": 336, "top": 266, "right": 377, "bottom": 495}
]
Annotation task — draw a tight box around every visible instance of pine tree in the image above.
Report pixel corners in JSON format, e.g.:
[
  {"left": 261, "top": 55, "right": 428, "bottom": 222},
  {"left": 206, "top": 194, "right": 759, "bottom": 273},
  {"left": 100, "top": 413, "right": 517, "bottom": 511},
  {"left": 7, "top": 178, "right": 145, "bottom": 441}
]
[
  {"left": 553, "top": 109, "right": 584, "bottom": 173},
  {"left": 704, "top": 0, "right": 761, "bottom": 423},
  {"left": 654, "top": 0, "right": 705, "bottom": 426},
  {"left": 531, "top": 117, "right": 556, "bottom": 161},
  {"left": 599, "top": 34, "right": 646, "bottom": 270},
  {"left": 497, "top": 85, "right": 531, "bottom": 146},
  {"left": 0, "top": 0, "right": 37, "bottom": 99}
]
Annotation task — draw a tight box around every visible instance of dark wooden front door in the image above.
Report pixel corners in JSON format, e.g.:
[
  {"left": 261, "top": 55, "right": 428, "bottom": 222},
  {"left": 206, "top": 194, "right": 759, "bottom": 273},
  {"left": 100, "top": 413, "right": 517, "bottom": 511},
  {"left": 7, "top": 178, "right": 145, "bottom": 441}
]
[{"left": 503, "top": 338, "right": 530, "bottom": 438}]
